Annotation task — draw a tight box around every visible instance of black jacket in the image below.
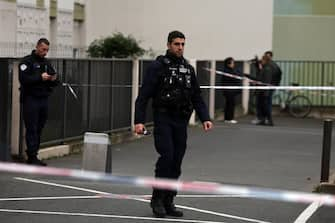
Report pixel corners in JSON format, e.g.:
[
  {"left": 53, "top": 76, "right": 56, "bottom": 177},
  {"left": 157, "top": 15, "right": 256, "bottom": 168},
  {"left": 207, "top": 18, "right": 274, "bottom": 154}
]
[
  {"left": 135, "top": 52, "right": 210, "bottom": 124},
  {"left": 256, "top": 63, "right": 275, "bottom": 96},
  {"left": 221, "top": 67, "right": 242, "bottom": 95},
  {"left": 19, "top": 50, "right": 59, "bottom": 100},
  {"left": 269, "top": 61, "right": 282, "bottom": 86}
]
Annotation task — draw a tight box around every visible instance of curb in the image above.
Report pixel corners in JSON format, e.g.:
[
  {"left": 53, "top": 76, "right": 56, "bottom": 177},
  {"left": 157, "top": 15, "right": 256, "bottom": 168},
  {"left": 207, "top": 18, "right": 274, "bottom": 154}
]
[
  {"left": 38, "top": 145, "right": 70, "bottom": 160},
  {"left": 314, "top": 171, "right": 335, "bottom": 194},
  {"left": 38, "top": 128, "right": 153, "bottom": 160},
  {"left": 315, "top": 183, "right": 335, "bottom": 194}
]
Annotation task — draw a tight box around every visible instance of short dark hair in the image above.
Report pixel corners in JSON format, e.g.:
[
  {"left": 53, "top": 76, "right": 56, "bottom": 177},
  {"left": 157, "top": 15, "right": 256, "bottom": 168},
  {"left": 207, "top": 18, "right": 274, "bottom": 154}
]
[
  {"left": 37, "top": 38, "right": 50, "bottom": 46},
  {"left": 167, "top": 31, "right": 185, "bottom": 43},
  {"left": 224, "top": 57, "right": 234, "bottom": 67},
  {"left": 264, "top": 51, "right": 273, "bottom": 58}
]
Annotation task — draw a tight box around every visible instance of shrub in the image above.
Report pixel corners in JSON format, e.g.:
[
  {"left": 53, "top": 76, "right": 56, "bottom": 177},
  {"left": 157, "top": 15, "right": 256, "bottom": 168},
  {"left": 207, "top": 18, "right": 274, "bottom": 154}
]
[{"left": 87, "top": 32, "right": 145, "bottom": 58}]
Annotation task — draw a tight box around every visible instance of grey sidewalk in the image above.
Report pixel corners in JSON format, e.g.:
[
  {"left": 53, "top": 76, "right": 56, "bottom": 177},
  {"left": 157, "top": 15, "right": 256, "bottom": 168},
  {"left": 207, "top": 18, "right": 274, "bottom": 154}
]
[
  {"left": 48, "top": 115, "right": 335, "bottom": 192},
  {"left": 2, "top": 115, "right": 335, "bottom": 223}
]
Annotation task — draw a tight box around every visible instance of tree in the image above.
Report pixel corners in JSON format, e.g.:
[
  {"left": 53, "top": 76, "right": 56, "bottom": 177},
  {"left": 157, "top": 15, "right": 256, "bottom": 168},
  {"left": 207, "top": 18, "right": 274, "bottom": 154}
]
[{"left": 87, "top": 32, "right": 145, "bottom": 58}]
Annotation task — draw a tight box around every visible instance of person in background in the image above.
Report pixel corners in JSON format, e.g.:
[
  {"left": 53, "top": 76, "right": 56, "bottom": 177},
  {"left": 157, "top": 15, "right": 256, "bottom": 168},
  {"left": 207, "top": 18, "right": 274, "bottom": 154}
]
[
  {"left": 264, "top": 51, "right": 282, "bottom": 87},
  {"left": 264, "top": 51, "right": 282, "bottom": 125},
  {"left": 19, "top": 38, "right": 59, "bottom": 166},
  {"left": 221, "top": 57, "right": 242, "bottom": 124},
  {"left": 248, "top": 55, "right": 263, "bottom": 124},
  {"left": 255, "top": 55, "right": 275, "bottom": 126},
  {"left": 251, "top": 51, "right": 281, "bottom": 125}
]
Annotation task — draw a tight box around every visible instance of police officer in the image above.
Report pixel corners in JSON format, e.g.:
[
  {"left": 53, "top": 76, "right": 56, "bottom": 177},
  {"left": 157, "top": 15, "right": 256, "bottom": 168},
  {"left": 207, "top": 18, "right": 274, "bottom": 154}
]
[
  {"left": 134, "top": 31, "right": 213, "bottom": 218},
  {"left": 19, "top": 38, "right": 59, "bottom": 166}
]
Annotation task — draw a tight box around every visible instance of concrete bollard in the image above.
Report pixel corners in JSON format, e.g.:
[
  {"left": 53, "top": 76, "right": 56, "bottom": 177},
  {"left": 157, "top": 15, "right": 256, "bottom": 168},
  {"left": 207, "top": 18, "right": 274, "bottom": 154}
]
[{"left": 82, "top": 132, "right": 112, "bottom": 173}]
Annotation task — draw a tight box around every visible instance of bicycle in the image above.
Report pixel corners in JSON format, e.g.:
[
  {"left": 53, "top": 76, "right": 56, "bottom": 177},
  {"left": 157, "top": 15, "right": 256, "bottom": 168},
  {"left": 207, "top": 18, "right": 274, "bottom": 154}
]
[
  {"left": 249, "top": 83, "right": 312, "bottom": 118},
  {"left": 272, "top": 83, "right": 312, "bottom": 118}
]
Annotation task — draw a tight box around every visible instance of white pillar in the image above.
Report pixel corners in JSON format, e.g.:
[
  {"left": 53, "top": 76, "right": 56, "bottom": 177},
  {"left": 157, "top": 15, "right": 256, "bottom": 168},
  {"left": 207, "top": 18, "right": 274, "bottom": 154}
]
[
  {"left": 11, "top": 61, "right": 21, "bottom": 156},
  {"left": 189, "top": 59, "right": 196, "bottom": 125},
  {"left": 242, "top": 61, "right": 250, "bottom": 114},
  {"left": 209, "top": 60, "right": 216, "bottom": 119},
  {"left": 131, "top": 59, "right": 139, "bottom": 131}
]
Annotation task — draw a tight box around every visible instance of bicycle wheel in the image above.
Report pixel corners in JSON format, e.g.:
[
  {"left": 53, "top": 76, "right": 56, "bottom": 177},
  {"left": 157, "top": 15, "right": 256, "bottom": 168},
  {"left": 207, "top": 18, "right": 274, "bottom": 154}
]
[{"left": 288, "top": 95, "right": 312, "bottom": 118}]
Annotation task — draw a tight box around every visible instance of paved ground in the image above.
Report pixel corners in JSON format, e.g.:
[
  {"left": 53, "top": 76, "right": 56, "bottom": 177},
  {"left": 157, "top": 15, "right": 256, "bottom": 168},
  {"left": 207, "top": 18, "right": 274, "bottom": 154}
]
[{"left": 1, "top": 115, "right": 335, "bottom": 223}]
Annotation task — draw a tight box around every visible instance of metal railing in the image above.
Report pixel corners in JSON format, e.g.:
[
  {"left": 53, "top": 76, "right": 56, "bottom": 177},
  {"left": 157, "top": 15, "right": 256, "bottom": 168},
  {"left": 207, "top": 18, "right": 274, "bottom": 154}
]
[
  {"left": 43, "top": 59, "right": 135, "bottom": 145},
  {"left": 1, "top": 58, "right": 335, "bottom": 160},
  {"left": 0, "top": 59, "right": 13, "bottom": 161},
  {"left": 276, "top": 61, "right": 335, "bottom": 107}
]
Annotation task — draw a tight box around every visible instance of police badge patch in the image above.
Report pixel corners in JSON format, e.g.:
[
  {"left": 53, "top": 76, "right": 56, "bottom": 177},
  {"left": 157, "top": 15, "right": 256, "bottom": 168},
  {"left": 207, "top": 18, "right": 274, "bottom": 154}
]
[{"left": 20, "top": 64, "right": 27, "bottom": 71}]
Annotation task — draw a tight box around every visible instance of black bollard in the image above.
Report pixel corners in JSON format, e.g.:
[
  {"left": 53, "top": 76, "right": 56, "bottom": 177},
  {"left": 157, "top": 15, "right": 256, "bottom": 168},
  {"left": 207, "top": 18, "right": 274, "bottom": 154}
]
[{"left": 320, "top": 119, "right": 333, "bottom": 182}]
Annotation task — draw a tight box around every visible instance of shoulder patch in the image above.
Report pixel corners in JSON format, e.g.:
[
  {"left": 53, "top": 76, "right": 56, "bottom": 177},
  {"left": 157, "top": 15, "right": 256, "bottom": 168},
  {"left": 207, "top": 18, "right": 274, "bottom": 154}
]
[
  {"left": 20, "top": 64, "right": 27, "bottom": 71},
  {"left": 156, "top": 55, "right": 171, "bottom": 65}
]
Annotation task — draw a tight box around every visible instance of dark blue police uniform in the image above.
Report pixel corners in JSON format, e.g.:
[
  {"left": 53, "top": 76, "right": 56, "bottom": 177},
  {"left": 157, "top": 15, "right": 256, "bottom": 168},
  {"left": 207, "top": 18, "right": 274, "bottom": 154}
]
[
  {"left": 135, "top": 51, "right": 210, "bottom": 216},
  {"left": 19, "top": 50, "right": 59, "bottom": 164}
]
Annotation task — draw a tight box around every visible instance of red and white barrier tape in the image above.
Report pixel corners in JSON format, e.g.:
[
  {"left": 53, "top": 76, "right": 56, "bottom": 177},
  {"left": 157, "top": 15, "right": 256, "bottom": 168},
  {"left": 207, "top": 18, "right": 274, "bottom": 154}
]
[
  {"left": 0, "top": 162, "right": 334, "bottom": 206},
  {"left": 62, "top": 68, "right": 335, "bottom": 92},
  {"left": 203, "top": 68, "right": 335, "bottom": 91},
  {"left": 203, "top": 67, "right": 272, "bottom": 86},
  {"left": 200, "top": 86, "right": 335, "bottom": 90}
]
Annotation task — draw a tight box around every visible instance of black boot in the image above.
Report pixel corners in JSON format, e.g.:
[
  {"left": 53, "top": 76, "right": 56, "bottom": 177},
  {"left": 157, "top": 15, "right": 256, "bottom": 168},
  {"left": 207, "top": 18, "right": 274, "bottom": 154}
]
[
  {"left": 164, "top": 192, "right": 183, "bottom": 217},
  {"left": 27, "top": 157, "right": 47, "bottom": 166},
  {"left": 150, "top": 190, "right": 166, "bottom": 218}
]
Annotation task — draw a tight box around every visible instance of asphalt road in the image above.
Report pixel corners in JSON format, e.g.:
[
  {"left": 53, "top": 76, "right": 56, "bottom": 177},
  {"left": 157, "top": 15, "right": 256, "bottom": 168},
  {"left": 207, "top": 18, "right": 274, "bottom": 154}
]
[{"left": 1, "top": 116, "right": 335, "bottom": 223}]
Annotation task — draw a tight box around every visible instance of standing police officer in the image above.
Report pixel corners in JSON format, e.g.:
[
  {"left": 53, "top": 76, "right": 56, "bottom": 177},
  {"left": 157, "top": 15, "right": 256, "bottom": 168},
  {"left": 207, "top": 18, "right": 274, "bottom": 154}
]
[
  {"left": 19, "top": 38, "right": 59, "bottom": 166},
  {"left": 135, "top": 31, "right": 213, "bottom": 218}
]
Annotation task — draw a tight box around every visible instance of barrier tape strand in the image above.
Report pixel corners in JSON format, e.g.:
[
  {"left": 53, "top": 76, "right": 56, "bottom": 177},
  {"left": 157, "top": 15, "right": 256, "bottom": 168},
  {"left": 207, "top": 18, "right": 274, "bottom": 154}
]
[{"left": 0, "top": 162, "right": 334, "bottom": 206}]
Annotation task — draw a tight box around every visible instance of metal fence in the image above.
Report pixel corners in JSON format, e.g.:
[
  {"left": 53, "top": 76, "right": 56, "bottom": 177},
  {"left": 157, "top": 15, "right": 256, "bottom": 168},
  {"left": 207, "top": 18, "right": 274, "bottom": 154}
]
[
  {"left": 196, "top": 60, "right": 211, "bottom": 109},
  {"left": 0, "top": 59, "right": 12, "bottom": 161},
  {"left": 1, "top": 58, "right": 335, "bottom": 160},
  {"left": 276, "top": 61, "right": 335, "bottom": 106},
  {"left": 43, "top": 59, "right": 134, "bottom": 145}
]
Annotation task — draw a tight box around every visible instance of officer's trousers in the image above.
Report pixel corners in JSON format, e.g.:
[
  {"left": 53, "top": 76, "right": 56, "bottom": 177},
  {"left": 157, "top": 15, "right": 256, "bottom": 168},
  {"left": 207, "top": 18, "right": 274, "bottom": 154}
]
[
  {"left": 153, "top": 111, "right": 188, "bottom": 196},
  {"left": 22, "top": 96, "right": 48, "bottom": 158}
]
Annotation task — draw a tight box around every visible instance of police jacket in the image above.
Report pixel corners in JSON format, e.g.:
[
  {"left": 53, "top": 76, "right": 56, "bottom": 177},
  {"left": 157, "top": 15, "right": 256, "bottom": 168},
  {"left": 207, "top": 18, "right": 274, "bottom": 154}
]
[
  {"left": 135, "top": 51, "right": 210, "bottom": 124},
  {"left": 19, "top": 50, "right": 59, "bottom": 100}
]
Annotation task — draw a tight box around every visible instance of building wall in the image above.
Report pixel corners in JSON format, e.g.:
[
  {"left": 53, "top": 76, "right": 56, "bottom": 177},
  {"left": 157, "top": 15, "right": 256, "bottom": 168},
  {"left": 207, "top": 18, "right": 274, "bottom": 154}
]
[
  {"left": 18, "top": 0, "right": 75, "bottom": 10},
  {"left": 54, "top": 9, "right": 73, "bottom": 57},
  {"left": 85, "top": 0, "right": 273, "bottom": 60},
  {"left": 73, "top": 20, "right": 86, "bottom": 57},
  {"left": 0, "top": 1, "right": 17, "bottom": 57},
  {"left": 16, "top": 3, "right": 49, "bottom": 56},
  {"left": 0, "top": 0, "right": 85, "bottom": 58},
  {"left": 274, "top": 0, "right": 335, "bottom": 15},
  {"left": 273, "top": 0, "right": 335, "bottom": 60},
  {"left": 273, "top": 15, "right": 335, "bottom": 61}
]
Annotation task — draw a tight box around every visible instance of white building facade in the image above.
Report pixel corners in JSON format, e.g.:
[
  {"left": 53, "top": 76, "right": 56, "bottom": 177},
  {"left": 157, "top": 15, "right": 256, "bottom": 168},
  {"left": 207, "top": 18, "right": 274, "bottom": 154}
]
[
  {"left": 1, "top": 0, "right": 273, "bottom": 60},
  {"left": 0, "top": 0, "right": 86, "bottom": 58},
  {"left": 16, "top": 3, "right": 49, "bottom": 56},
  {"left": 85, "top": 0, "right": 274, "bottom": 60}
]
